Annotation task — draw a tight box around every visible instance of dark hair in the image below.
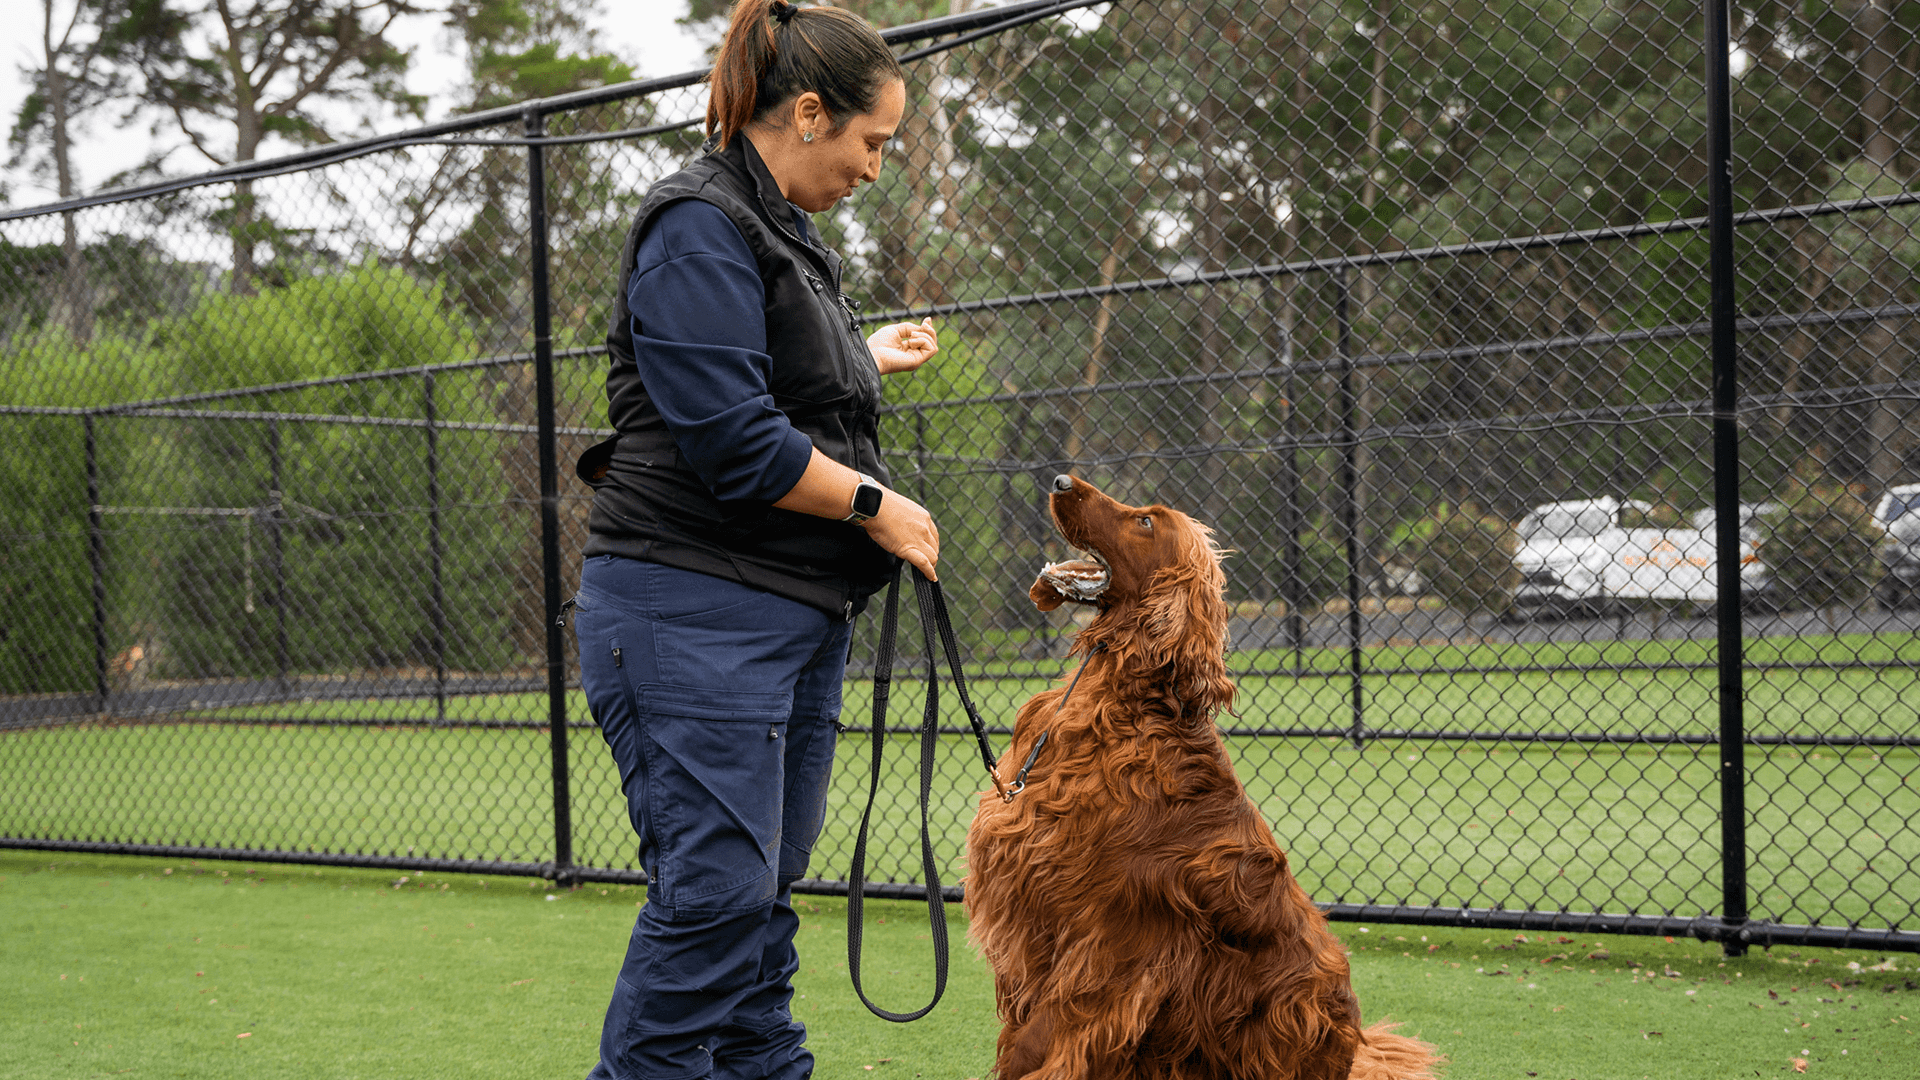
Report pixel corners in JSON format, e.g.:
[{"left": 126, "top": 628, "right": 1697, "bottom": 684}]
[{"left": 706, "top": 0, "right": 905, "bottom": 149}]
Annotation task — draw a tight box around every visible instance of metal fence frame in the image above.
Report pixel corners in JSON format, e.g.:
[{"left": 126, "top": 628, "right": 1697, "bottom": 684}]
[{"left": 3, "top": 0, "right": 1918, "bottom": 957}]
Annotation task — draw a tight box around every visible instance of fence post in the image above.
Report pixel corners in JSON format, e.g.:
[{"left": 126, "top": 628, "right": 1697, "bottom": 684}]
[
  {"left": 1263, "top": 273, "right": 1306, "bottom": 664},
  {"left": 425, "top": 370, "right": 448, "bottom": 725},
  {"left": 526, "top": 105, "right": 574, "bottom": 884},
  {"left": 84, "top": 414, "right": 108, "bottom": 713},
  {"left": 1335, "top": 265, "right": 1365, "bottom": 748},
  {"left": 267, "top": 418, "right": 290, "bottom": 696},
  {"left": 1704, "top": 0, "right": 1749, "bottom": 958}
]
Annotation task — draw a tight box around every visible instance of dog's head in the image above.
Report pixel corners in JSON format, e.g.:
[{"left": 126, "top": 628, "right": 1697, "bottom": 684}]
[{"left": 1031, "top": 475, "right": 1234, "bottom": 714}]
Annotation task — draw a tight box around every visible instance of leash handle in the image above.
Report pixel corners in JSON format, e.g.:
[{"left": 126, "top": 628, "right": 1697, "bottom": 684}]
[{"left": 846, "top": 567, "right": 949, "bottom": 1023}]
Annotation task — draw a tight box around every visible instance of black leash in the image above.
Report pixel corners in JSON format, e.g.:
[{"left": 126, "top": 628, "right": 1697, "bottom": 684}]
[
  {"left": 846, "top": 565, "right": 1003, "bottom": 1022},
  {"left": 1000, "top": 640, "right": 1104, "bottom": 802}
]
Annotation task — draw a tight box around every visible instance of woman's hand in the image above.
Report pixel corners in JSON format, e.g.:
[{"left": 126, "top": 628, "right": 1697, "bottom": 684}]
[
  {"left": 869, "top": 318, "right": 939, "bottom": 376},
  {"left": 772, "top": 450, "right": 940, "bottom": 579},
  {"left": 862, "top": 487, "right": 939, "bottom": 580}
]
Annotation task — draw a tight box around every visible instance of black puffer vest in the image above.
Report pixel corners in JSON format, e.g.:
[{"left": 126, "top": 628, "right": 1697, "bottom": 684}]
[{"left": 577, "top": 135, "right": 898, "bottom": 620}]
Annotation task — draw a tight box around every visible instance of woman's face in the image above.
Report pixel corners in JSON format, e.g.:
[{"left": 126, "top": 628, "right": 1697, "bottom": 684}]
[{"left": 782, "top": 79, "right": 906, "bottom": 214}]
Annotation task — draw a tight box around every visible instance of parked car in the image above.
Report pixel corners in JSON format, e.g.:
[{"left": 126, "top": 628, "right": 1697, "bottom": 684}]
[
  {"left": 1872, "top": 483, "right": 1920, "bottom": 611},
  {"left": 1688, "top": 502, "right": 1781, "bottom": 612},
  {"left": 1506, "top": 497, "right": 1769, "bottom": 620}
]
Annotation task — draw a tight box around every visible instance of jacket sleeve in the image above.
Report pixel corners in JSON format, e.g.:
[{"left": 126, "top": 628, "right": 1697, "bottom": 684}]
[{"left": 627, "top": 198, "right": 815, "bottom": 504}]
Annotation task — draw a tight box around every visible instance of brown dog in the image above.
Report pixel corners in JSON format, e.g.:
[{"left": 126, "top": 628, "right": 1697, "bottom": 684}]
[{"left": 964, "top": 475, "right": 1439, "bottom": 1080}]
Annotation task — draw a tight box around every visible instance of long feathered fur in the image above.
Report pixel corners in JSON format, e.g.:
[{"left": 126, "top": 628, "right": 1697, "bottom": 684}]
[{"left": 965, "top": 477, "right": 1440, "bottom": 1080}]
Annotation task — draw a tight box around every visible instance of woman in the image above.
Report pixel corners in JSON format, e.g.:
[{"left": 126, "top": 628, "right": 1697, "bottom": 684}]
[{"left": 569, "top": 2, "right": 938, "bottom": 1078}]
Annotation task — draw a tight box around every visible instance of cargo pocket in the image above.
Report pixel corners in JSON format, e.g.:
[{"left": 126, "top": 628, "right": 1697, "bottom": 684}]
[{"left": 638, "top": 683, "right": 793, "bottom": 913}]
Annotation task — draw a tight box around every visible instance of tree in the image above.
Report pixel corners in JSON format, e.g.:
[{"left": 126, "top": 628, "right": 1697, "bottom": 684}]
[
  {"left": 7, "top": 0, "right": 130, "bottom": 341},
  {"left": 106, "top": 0, "right": 431, "bottom": 292}
]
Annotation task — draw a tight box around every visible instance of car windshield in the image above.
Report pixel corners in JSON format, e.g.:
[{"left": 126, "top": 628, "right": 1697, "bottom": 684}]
[{"left": 1520, "top": 505, "right": 1613, "bottom": 541}]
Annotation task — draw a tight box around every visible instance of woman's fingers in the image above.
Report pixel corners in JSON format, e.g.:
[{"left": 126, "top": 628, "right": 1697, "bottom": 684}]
[{"left": 863, "top": 488, "right": 939, "bottom": 581}]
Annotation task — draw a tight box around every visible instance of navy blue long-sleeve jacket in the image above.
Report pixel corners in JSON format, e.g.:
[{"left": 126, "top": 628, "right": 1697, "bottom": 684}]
[{"left": 625, "top": 198, "right": 821, "bottom": 503}]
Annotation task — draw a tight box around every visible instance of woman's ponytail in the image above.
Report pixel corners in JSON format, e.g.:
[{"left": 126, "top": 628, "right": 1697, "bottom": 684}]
[{"left": 704, "top": 0, "right": 904, "bottom": 150}]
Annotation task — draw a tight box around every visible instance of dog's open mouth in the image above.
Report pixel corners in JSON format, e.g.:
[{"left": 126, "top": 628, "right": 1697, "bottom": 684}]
[{"left": 1038, "top": 546, "right": 1110, "bottom": 601}]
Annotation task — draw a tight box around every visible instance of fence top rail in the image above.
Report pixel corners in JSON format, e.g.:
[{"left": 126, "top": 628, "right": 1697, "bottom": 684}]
[
  {"left": 0, "top": 0, "right": 1085, "bottom": 224},
  {"left": 863, "top": 188, "right": 1920, "bottom": 324}
]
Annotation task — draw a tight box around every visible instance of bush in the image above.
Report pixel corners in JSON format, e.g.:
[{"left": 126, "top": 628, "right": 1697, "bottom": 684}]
[
  {"left": 147, "top": 265, "right": 519, "bottom": 678},
  {"left": 1382, "top": 501, "right": 1517, "bottom": 613},
  {"left": 1761, "top": 476, "right": 1882, "bottom": 611},
  {"left": 0, "top": 331, "right": 170, "bottom": 694},
  {"left": 0, "top": 266, "right": 522, "bottom": 691}
]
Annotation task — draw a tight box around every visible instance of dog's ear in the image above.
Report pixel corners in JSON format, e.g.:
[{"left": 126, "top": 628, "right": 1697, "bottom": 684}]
[
  {"left": 1138, "top": 518, "right": 1236, "bottom": 716},
  {"left": 1030, "top": 575, "right": 1067, "bottom": 612}
]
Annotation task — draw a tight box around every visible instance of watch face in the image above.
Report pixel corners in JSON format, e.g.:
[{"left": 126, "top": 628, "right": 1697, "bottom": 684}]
[{"left": 852, "top": 482, "right": 885, "bottom": 519}]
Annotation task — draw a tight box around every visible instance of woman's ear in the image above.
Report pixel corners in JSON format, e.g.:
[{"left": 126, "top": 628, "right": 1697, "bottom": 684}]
[{"left": 789, "top": 90, "right": 827, "bottom": 137}]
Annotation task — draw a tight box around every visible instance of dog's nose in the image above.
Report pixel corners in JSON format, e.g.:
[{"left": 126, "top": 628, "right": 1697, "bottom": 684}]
[{"left": 1052, "top": 474, "right": 1074, "bottom": 493}]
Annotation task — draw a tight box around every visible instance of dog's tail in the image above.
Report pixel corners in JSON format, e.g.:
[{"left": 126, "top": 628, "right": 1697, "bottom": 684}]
[{"left": 1348, "top": 1020, "right": 1442, "bottom": 1080}]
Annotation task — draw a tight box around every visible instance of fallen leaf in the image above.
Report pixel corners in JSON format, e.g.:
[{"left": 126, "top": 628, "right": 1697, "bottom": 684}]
[
  {"left": 1541, "top": 954, "right": 1568, "bottom": 965},
  {"left": 1587, "top": 950, "right": 1611, "bottom": 960},
  {"left": 1641, "top": 1030, "right": 1663, "bottom": 1039},
  {"left": 1791, "top": 1057, "right": 1807, "bottom": 1073},
  {"left": 1555, "top": 936, "right": 1574, "bottom": 944},
  {"left": 236, "top": 1033, "right": 251, "bottom": 1039}
]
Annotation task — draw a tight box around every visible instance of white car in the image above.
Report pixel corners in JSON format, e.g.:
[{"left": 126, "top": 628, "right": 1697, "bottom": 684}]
[
  {"left": 1507, "top": 497, "right": 1768, "bottom": 620},
  {"left": 1872, "top": 483, "right": 1920, "bottom": 610}
]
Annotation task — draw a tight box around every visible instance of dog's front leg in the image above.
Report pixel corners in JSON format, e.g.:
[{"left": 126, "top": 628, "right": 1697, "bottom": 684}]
[{"left": 995, "top": 1010, "right": 1053, "bottom": 1079}]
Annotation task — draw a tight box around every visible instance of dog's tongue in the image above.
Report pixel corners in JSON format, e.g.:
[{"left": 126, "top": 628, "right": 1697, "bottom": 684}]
[{"left": 1038, "top": 559, "right": 1109, "bottom": 600}]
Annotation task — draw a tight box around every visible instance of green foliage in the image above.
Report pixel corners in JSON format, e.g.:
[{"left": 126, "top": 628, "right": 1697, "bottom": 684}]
[
  {"left": 0, "top": 329, "right": 172, "bottom": 694},
  {"left": 148, "top": 265, "right": 518, "bottom": 678},
  {"left": 0, "top": 265, "right": 522, "bottom": 692},
  {"left": 1762, "top": 472, "right": 1883, "bottom": 610},
  {"left": 1383, "top": 501, "right": 1517, "bottom": 613}
]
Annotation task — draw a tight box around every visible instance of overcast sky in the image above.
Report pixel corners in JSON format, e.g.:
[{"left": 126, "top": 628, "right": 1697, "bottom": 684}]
[{"left": 0, "top": 0, "right": 711, "bottom": 207}]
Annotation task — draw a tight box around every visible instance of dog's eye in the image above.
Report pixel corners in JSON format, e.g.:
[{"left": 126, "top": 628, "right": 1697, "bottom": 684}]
[{"left": 1137, "top": 516, "right": 1153, "bottom": 531}]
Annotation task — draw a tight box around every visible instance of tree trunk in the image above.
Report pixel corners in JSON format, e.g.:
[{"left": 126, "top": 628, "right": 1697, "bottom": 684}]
[
  {"left": 1066, "top": 140, "right": 1153, "bottom": 465},
  {"left": 41, "top": 0, "right": 93, "bottom": 342},
  {"left": 1349, "top": 0, "right": 1398, "bottom": 565},
  {"left": 1857, "top": 0, "right": 1911, "bottom": 489},
  {"left": 1858, "top": 0, "right": 1898, "bottom": 172},
  {"left": 223, "top": 4, "right": 263, "bottom": 296}
]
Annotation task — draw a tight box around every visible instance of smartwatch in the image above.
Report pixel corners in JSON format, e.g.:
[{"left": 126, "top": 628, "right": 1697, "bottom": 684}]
[{"left": 843, "top": 473, "right": 884, "bottom": 524}]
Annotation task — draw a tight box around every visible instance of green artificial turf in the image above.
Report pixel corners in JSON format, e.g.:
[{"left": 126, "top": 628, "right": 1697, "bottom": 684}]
[
  {"left": 6, "top": 851, "right": 1918, "bottom": 1079},
  {"left": 4, "top": 728, "right": 1915, "bottom": 934}
]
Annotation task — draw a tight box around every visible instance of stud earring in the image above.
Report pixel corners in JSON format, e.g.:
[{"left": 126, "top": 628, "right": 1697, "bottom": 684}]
[{"left": 802, "top": 131, "right": 814, "bottom": 142}]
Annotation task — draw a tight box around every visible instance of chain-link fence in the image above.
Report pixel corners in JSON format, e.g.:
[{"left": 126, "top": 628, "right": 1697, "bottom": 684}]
[{"left": 3, "top": 0, "right": 1916, "bottom": 956}]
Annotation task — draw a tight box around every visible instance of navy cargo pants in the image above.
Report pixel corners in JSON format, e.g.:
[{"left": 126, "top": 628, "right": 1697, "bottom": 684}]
[{"left": 573, "top": 554, "right": 852, "bottom": 1080}]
